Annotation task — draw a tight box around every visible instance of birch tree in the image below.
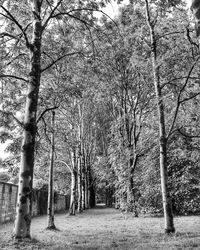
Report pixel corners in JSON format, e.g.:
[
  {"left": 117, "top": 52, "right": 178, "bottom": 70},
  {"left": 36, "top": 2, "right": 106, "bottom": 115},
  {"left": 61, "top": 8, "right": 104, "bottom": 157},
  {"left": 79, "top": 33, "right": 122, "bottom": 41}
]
[
  {"left": 47, "top": 111, "right": 56, "bottom": 229},
  {"left": 144, "top": 0, "right": 175, "bottom": 234},
  {"left": 13, "top": 0, "right": 43, "bottom": 239}
]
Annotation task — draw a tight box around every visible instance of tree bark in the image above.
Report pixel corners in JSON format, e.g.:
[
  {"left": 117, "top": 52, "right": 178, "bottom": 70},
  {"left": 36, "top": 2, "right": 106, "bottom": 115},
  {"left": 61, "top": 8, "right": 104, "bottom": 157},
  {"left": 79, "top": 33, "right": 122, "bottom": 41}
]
[
  {"left": 145, "top": 0, "right": 175, "bottom": 233},
  {"left": 89, "top": 183, "right": 96, "bottom": 208},
  {"left": 14, "top": 0, "right": 42, "bottom": 239},
  {"left": 77, "top": 103, "right": 83, "bottom": 212},
  {"left": 191, "top": 0, "right": 200, "bottom": 37},
  {"left": 77, "top": 148, "right": 82, "bottom": 213},
  {"left": 82, "top": 162, "right": 86, "bottom": 210},
  {"left": 69, "top": 169, "right": 76, "bottom": 215},
  {"left": 85, "top": 163, "right": 89, "bottom": 209},
  {"left": 87, "top": 162, "right": 91, "bottom": 208},
  {"left": 47, "top": 111, "right": 56, "bottom": 229},
  {"left": 127, "top": 176, "right": 138, "bottom": 216},
  {"left": 89, "top": 169, "right": 96, "bottom": 208}
]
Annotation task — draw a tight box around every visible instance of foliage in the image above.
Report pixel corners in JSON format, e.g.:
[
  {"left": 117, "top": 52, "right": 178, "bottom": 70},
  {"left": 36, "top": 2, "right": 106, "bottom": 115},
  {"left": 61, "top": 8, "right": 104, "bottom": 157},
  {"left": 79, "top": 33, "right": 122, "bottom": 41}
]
[
  {"left": 168, "top": 134, "right": 200, "bottom": 215},
  {"left": 0, "top": 171, "right": 10, "bottom": 182},
  {"left": 0, "top": 0, "right": 200, "bottom": 225}
]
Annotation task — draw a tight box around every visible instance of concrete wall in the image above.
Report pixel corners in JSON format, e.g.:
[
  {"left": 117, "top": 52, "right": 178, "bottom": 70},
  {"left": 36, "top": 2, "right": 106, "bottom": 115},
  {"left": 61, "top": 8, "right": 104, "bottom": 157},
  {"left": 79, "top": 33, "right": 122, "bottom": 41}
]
[
  {"left": 0, "top": 181, "right": 18, "bottom": 223},
  {"left": 0, "top": 181, "right": 70, "bottom": 224}
]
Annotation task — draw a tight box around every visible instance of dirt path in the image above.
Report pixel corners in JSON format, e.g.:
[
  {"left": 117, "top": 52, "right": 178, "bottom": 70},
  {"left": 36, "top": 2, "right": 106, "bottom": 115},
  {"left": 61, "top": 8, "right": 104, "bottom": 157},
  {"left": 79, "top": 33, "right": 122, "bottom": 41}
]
[{"left": 0, "top": 205, "right": 200, "bottom": 249}]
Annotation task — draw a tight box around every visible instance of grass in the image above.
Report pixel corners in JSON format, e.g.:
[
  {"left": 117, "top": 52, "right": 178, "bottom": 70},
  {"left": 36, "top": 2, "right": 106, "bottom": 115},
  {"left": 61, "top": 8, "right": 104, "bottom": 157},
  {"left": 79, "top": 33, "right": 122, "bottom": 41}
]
[{"left": 0, "top": 205, "right": 200, "bottom": 249}]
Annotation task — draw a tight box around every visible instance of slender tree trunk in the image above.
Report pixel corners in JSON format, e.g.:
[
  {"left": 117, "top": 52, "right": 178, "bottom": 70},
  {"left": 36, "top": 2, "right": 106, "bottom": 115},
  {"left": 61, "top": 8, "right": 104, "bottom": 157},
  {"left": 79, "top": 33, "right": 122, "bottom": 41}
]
[
  {"left": 77, "top": 103, "right": 83, "bottom": 213},
  {"left": 47, "top": 111, "right": 56, "bottom": 229},
  {"left": 14, "top": 1, "right": 42, "bottom": 239},
  {"left": 82, "top": 163, "right": 86, "bottom": 210},
  {"left": 191, "top": 1, "right": 200, "bottom": 37},
  {"left": 85, "top": 164, "right": 89, "bottom": 209},
  {"left": 127, "top": 176, "right": 138, "bottom": 216},
  {"left": 69, "top": 169, "right": 76, "bottom": 215},
  {"left": 127, "top": 177, "right": 133, "bottom": 212},
  {"left": 106, "top": 187, "right": 113, "bottom": 207},
  {"left": 145, "top": 0, "right": 175, "bottom": 233},
  {"left": 128, "top": 154, "right": 139, "bottom": 216},
  {"left": 127, "top": 152, "right": 134, "bottom": 213},
  {"left": 70, "top": 148, "right": 77, "bottom": 215},
  {"left": 77, "top": 149, "right": 82, "bottom": 213},
  {"left": 87, "top": 163, "right": 91, "bottom": 208},
  {"left": 89, "top": 169, "right": 96, "bottom": 208},
  {"left": 89, "top": 183, "right": 96, "bottom": 208}
]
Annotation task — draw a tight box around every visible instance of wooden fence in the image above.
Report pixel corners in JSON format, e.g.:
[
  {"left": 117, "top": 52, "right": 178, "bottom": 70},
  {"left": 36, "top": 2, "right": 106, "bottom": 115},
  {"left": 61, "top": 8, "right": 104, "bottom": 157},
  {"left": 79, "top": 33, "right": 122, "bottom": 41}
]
[{"left": 0, "top": 181, "right": 70, "bottom": 224}]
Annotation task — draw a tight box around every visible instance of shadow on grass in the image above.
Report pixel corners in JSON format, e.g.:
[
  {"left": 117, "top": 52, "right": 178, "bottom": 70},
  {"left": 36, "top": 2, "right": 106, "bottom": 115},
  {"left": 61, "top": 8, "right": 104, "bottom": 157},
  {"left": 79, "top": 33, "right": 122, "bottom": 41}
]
[
  {"left": 13, "top": 237, "right": 41, "bottom": 244},
  {"left": 156, "top": 231, "right": 200, "bottom": 241},
  {"left": 45, "top": 226, "right": 61, "bottom": 232},
  {"left": 174, "top": 232, "right": 200, "bottom": 239},
  {"left": 10, "top": 237, "right": 47, "bottom": 250}
]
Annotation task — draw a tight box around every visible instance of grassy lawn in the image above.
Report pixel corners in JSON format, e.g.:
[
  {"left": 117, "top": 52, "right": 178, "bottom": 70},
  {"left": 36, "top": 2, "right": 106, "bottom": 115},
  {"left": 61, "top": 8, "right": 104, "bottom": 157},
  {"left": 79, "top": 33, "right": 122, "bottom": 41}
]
[{"left": 0, "top": 206, "right": 199, "bottom": 249}]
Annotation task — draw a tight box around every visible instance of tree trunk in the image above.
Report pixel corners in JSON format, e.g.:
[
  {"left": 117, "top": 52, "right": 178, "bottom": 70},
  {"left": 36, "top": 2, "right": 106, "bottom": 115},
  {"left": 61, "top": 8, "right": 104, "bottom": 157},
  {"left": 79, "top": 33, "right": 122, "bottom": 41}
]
[
  {"left": 87, "top": 163, "right": 91, "bottom": 208},
  {"left": 82, "top": 163, "right": 86, "bottom": 210},
  {"left": 14, "top": 1, "right": 42, "bottom": 239},
  {"left": 191, "top": 1, "right": 200, "bottom": 37},
  {"left": 77, "top": 103, "right": 83, "bottom": 213},
  {"left": 85, "top": 164, "right": 89, "bottom": 209},
  {"left": 106, "top": 187, "right": 113, "bottom": 207},
  {"left": 145, "top": 0, "right": 175, "bottom": 233},
  {"left": 89, "top": 169, "right": 96, "bottom": 208},
  {"left": 128, "top": 154, "right": 138, "bottom": 216},
  {"left": 127, "top": 176, "right": 138, "bottom": 216},
  {"left": 69, "top": 169, "right": 76, "bottom": 215},
  {"left": 89, "top": 183, "right": 96, "bottom": 208},
  {"left": 47, "top": 111, "right": 56, "bottom": 229},
  {"left": 77, "top": 151, "right": 82, "bottom": 213},
  {"left": 127, "top": 150, "right": 134, "bottom": 213},
  {"left": 127, "top": 178, "right": 134, "bottom": 212}
]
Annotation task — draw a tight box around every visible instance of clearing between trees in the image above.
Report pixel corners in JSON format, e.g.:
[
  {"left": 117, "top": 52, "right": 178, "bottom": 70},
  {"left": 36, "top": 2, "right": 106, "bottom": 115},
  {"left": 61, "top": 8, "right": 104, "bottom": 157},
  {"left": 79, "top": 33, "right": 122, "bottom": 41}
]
[{"left": 0, "top": 205, "right": 200, "bottom": 250}]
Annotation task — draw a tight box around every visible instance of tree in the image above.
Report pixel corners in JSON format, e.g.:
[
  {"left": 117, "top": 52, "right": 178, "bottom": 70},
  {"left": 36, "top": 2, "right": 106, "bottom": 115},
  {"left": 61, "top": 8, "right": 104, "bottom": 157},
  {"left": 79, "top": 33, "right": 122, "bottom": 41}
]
[
  {"left": 47, "top": 111, "right": 56, "bottom": 229},
  {"left": 191, "top": 0, "right": 200, "bottom": 36},
  {"left": 13, "top": 0, "right": 44, "bottom": 239},
  {"left": 144, "top": 0, "right": 177, "bottom": 233}
]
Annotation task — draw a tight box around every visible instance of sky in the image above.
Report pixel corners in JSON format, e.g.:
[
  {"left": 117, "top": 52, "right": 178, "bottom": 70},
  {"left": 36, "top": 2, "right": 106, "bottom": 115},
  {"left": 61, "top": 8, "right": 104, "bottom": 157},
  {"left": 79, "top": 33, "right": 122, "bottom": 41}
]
[
  {"left": 0, "top": 140, "right": 10, "bottom": 160},
  {"left": 97, "top": 0, "right": 129, "bottom": 18}
]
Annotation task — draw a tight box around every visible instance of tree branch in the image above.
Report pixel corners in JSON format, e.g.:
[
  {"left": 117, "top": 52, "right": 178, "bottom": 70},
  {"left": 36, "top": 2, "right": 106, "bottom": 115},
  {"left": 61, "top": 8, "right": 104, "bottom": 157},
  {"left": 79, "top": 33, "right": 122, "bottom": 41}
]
[
  {"left": 6, "top": 53, "right": 27, "bottom": 66},
  {"left": 37, "top": 106, "right": 59, "bottom": 123},
  {"left": 55, "top": 160, "right": 72, "bottom": 173},
  {"left": 41, "top": 51, "right": 82, "bottom": 72},
  {"left": 157, "top": 31, "right": 184, "bottom": 40},
  {"left": 161, "top": 77, "right": 199, "bottom": 90},
  {"left": 179, "top": 92, "right": 200, "bottom": 104},
  {"left": 42, "top": 0, "right": 63, "bottom": 32},
  {"left": 52, "top": 8, "right": 118, "bottom": 28},
  {"left": 167, "top": 58, "right": 199, "bottom": 139},
  {"left": 177, "top": 128, "right": 200, "bottom": 138},
  {"left": 0, "top": 74, "right": 28, "bottom": 82},
  {"left": 0, "top": 5, "right": 30, "bottom": 48},
  {"left": 0, "top": 32, "right": 20, "bottom": 41}
]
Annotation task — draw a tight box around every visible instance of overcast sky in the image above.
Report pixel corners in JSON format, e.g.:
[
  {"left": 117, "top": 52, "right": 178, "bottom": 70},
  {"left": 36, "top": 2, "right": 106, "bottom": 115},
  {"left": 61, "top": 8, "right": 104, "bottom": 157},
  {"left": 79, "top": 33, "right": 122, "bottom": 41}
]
[{"left": 103, "top": 0, "right": 191, "bottom": 18}]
